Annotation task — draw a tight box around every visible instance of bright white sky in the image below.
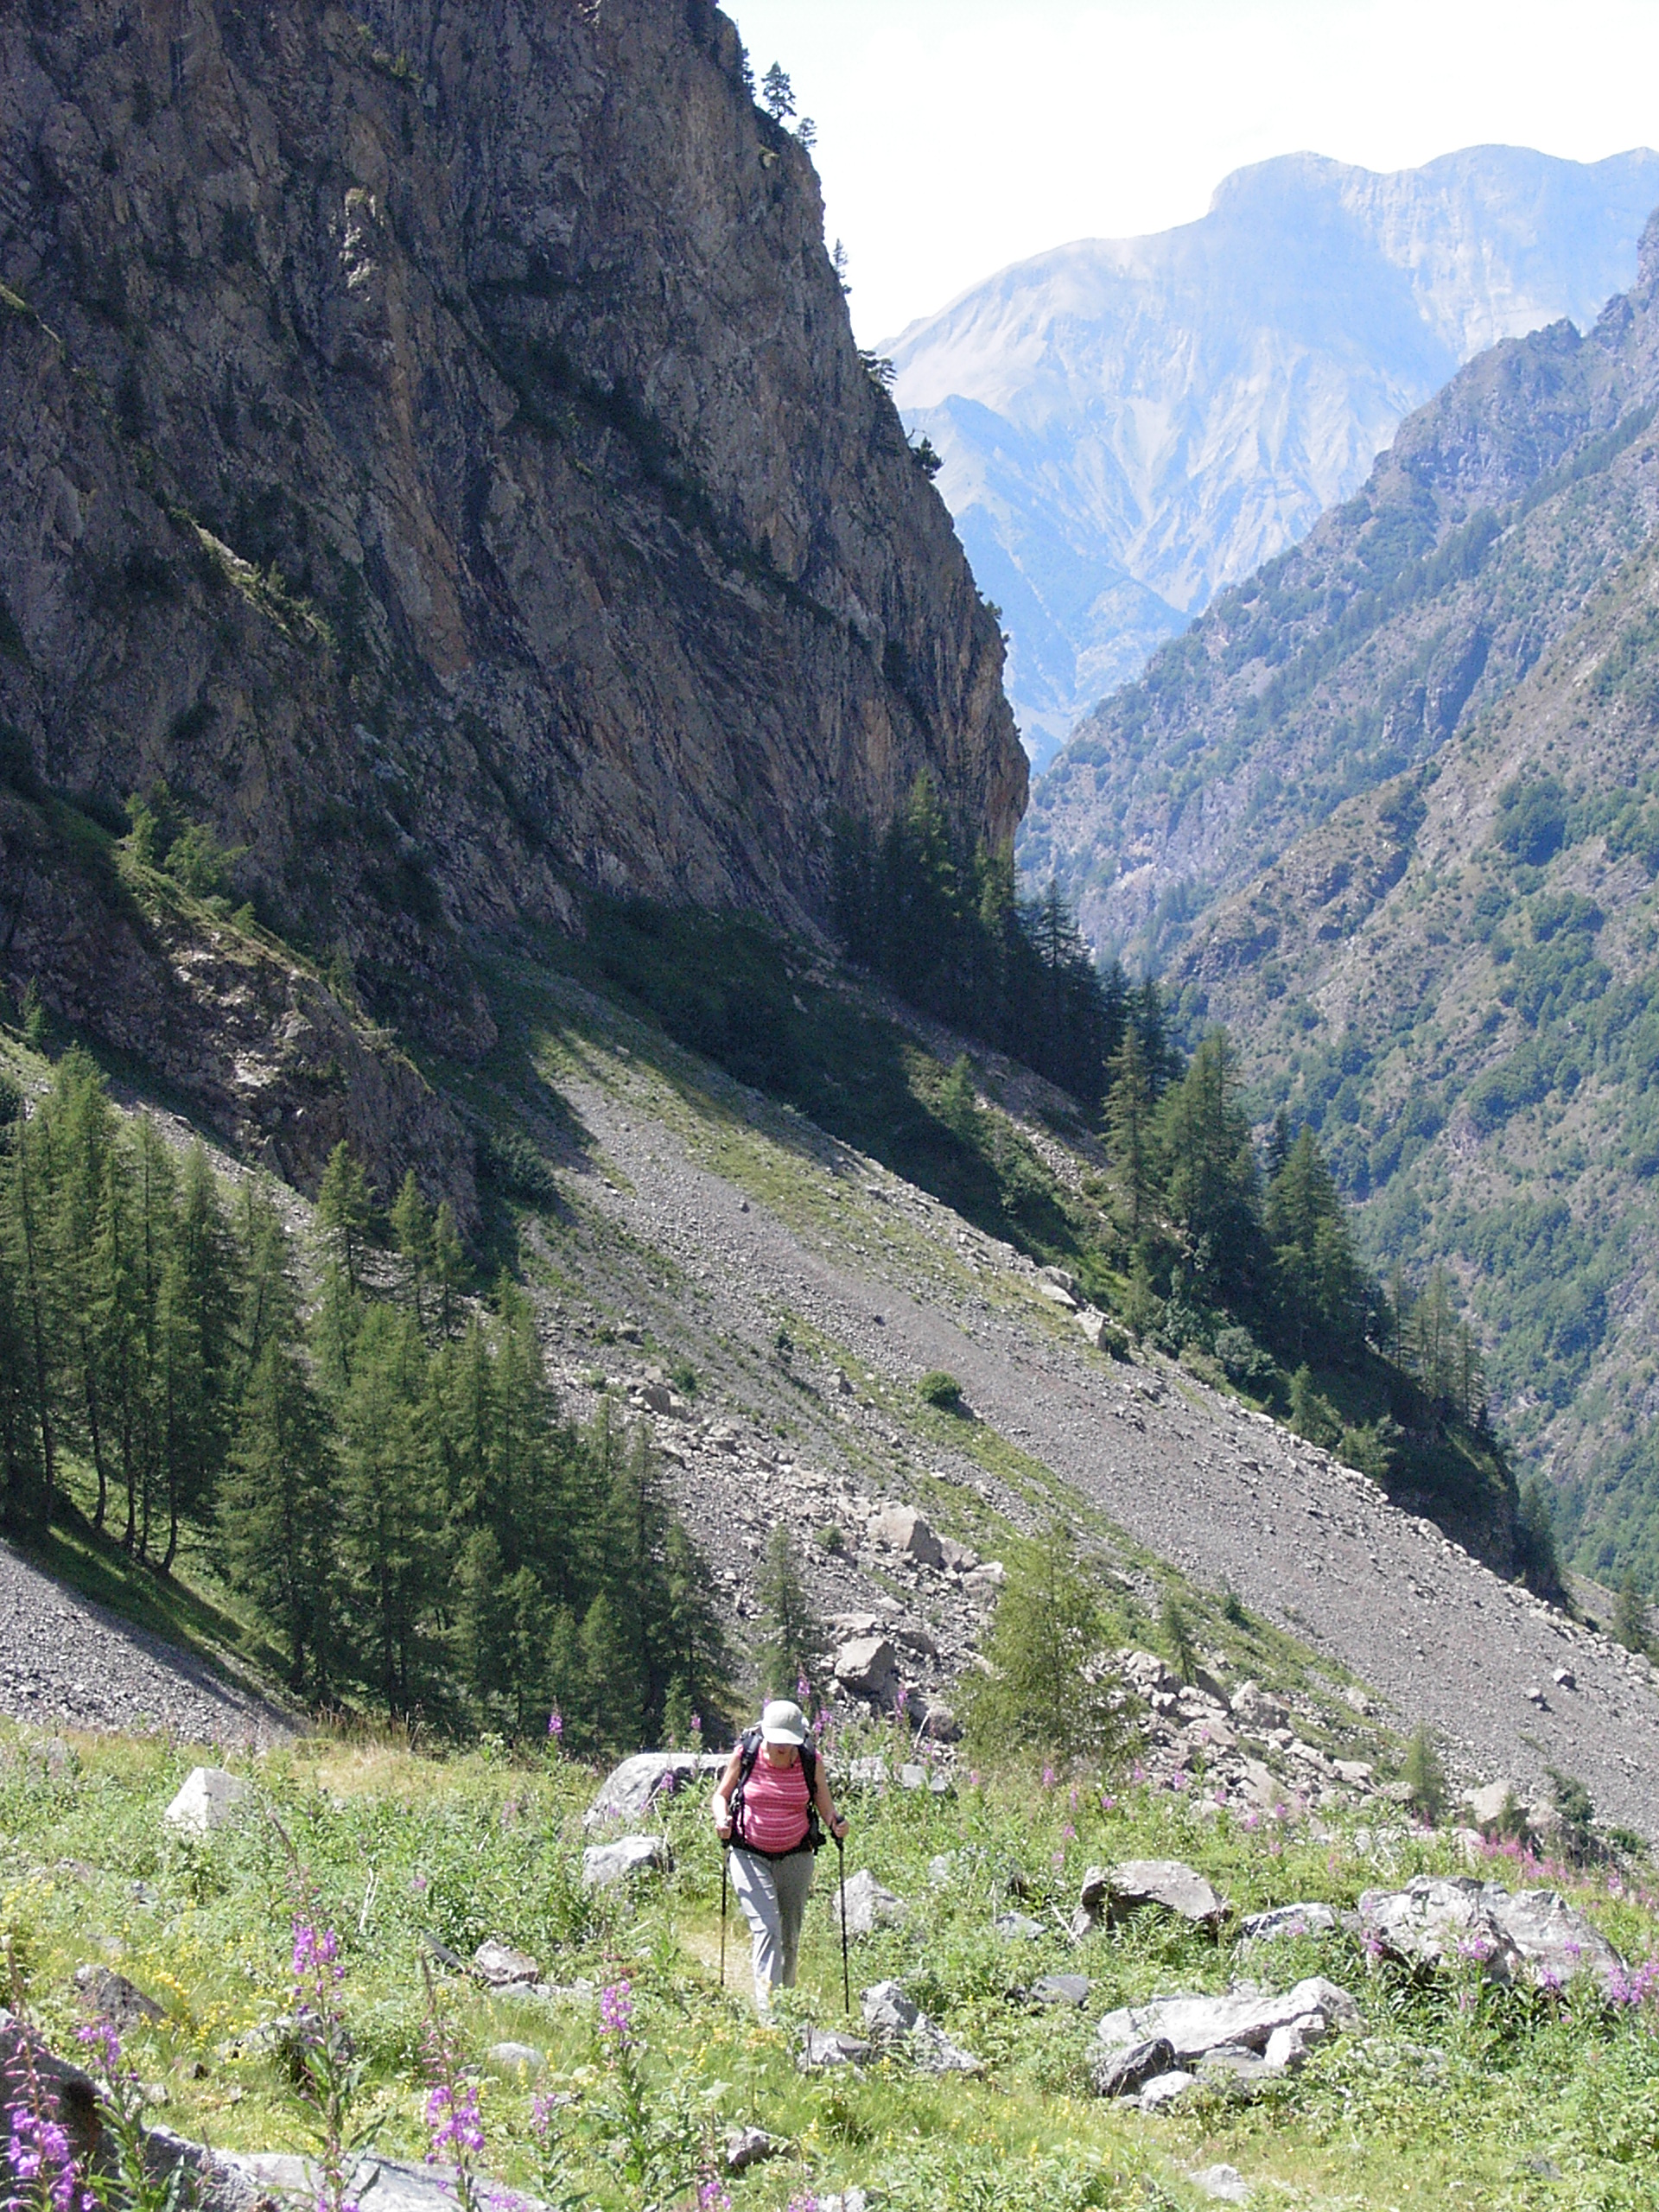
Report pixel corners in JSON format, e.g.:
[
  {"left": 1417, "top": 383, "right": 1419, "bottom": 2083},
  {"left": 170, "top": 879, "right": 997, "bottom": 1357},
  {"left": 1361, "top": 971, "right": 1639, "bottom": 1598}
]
[{"left": 722, "top": 0, "right": 1659, "bottom": 344}]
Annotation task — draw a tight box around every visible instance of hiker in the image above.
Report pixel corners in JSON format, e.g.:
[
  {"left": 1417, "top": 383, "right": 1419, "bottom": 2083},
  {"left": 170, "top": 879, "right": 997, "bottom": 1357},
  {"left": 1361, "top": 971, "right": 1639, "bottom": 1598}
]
[{"left": 713, "top": 1698, "right": 849, "bottom": 2008}]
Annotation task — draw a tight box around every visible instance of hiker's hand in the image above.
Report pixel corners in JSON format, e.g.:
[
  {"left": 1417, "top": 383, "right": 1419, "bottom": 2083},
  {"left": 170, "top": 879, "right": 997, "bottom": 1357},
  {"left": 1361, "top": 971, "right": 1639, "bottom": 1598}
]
[
  {"left": 830, "top": 1814, "right": 849, "bottom": 1841},
  {"left": 715, "top": 1807, "right": 734, "bottom": 1842}
]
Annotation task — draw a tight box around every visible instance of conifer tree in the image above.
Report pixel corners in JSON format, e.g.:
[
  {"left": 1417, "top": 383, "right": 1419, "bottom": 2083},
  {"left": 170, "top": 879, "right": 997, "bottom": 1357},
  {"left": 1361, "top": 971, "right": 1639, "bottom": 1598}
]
[
  {"left": 1156, "top": 1030, "right": 1261, "bottom": 1295},
  {"left": 961, "top": 1523, "right": 1124, "bottom": 1767},
  {"left": 431, "top": 1199, "right": 466, "bottom": 1340},
  {"left": 2, "top": 1102, "right": 57, "bottom": 1522},
  {"left": 1265, "top": 1127, "right": 1361, "bottom": 1359},
  {"left": 317, "top": 1141, "right": 374, "bottom": 1294},
  {"left": 391, "top": 1171, "right": 433, "bottom": 1329},
  {"left": 156, "top": 1142, "right": 238, "bottom": 1570},
  {"left": 577, "top": 1590, "right": 645, "bottom": 1750},
  {"left": 753, "top": 1522, "right": 821, "bottom": 1700},
  {"left": 1104, "top": 1027, "right": 1158, "bottom": 1237},
  {"left": 48, "top": 1051, "right": 118, "bottom": 1526},
  {"left": 335, "top": 1301, "right": 435, "bottom": 1714},
  {"left": 223, "top": 1335, "right": 337, "bottom": 1693}
]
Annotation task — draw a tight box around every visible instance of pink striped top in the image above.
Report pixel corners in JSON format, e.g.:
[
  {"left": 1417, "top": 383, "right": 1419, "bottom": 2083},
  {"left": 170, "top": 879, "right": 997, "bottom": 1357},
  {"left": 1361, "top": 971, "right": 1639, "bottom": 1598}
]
[{"left": 739, "top": 1751, "right": 810, "bottom": 1853}]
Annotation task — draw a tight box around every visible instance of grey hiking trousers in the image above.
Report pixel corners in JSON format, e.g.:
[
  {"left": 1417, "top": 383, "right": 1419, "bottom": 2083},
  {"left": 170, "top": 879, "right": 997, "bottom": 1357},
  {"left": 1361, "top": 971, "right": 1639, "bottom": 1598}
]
[{"left": 729, "top": 1846, "right": 816, "bottom": 2007}]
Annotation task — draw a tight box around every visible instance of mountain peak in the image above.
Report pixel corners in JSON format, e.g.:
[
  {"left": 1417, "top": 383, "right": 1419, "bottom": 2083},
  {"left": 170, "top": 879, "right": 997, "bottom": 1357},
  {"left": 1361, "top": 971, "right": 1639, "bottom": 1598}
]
[{"left": 890, "top": 144, "right": 1659, "bottom": 766}]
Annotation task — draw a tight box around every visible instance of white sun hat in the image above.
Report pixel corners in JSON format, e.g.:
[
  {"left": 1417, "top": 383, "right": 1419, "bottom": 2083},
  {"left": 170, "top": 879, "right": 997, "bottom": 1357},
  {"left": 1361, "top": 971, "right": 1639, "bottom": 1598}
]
[{"left": 760, "top": 1698, "right": 808, "bottom": 1745}]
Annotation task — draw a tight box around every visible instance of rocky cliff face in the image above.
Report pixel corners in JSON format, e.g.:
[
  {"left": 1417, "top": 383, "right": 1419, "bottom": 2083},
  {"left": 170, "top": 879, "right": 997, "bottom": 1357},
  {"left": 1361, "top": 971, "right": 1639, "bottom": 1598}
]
[
  {"left": 0, "top": 0, "right": 1022, "bottom": 1094},
  {"left": 891, "top": 146, "right": 1659, "bottom": 765}
]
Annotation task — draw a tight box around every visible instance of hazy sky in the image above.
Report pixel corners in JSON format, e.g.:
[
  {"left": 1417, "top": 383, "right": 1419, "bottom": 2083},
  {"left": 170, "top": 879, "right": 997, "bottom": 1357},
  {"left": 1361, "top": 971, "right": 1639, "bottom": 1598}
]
[{"left": 722, "top": 0, "right": 1659, "bottom": 344}]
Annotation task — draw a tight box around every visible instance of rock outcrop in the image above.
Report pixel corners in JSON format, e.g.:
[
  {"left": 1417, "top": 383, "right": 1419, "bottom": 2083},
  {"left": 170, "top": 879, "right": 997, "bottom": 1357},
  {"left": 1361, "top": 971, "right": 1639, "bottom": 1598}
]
[{"left": 0, "top": 0, "right": 1022, "bottom": 1113}]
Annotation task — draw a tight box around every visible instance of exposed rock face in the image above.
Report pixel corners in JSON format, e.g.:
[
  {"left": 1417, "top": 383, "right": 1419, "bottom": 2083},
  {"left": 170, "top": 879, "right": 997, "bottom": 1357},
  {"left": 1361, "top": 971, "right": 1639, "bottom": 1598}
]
[{"left": 0, "top": 0, "right": 1022, "bottom": 1058}]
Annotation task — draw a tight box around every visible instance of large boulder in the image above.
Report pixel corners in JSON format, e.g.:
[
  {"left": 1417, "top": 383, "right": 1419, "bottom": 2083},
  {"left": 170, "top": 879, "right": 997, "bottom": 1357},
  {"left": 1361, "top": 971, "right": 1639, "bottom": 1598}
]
[
  {"left": 834, "top": 1637, "right": 900, "bottom": 1701},
  {"left": 868, "top": 1507, "right": 944, "bottom": 1569},
  {"left": 163, "top": 1767, "right": 251, "bottom": 1835},
  {"left": 1096, "top": 1976, "right": 1358, "bottom": 2067},
  {"left": 1079, "top": 1859, "right": 1226, "bottom": 1934},
  {"left": 797, "top": 2027, "right": 873, "bottom": 2069},
  {"left": 581, "top": 1835, "right": 671, "bottom": 1891},
  {"left": 833, "top": 1868, "right": 907, "bottom": 1937},
  {"left": 1355, "top": 1877, "right": 1625, "bottom": 1991},
  {"left": 583, "top": 1752, "right": 726, "bottom": 1831}
]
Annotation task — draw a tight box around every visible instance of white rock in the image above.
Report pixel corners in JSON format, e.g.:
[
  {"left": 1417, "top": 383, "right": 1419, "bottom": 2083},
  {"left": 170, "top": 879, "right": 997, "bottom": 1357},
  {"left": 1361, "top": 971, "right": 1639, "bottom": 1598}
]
[
  {"left": 1139, "top": 2069, "right": 1197, "bottom": 2109},
  {"left": 1190, "top": 2164, "right": 1252, "bottom": 2204},
  {"left": 484, "top": 2042, "right": 543, "bottom": 2075},
  {"left": 581, "top": 1835, "right": 671, "bottom": 1890},
  {"left": 584, "top": 1751, "right": 726, "bottom": 1830},
  {"left": 834, "top": 1868, "right": 907, "bottom": 1936},
  {"left": 162, "top": 1768, "right": 250, "bottom": 1835}
]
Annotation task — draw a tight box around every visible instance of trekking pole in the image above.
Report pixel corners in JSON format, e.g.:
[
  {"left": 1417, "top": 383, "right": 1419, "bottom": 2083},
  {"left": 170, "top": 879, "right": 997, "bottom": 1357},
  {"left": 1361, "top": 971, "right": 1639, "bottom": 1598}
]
[
  {"left": 719, "top": 1843, "right": 729, "bottom": 1990},
  {"left": 836, "top": 1834, "right": 850, "bottom": 2017}
]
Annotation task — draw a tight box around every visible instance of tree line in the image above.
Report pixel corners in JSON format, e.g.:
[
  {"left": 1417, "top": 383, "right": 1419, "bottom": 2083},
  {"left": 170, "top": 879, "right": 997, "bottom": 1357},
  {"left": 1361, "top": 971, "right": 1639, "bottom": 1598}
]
[
  {"left": 832, "top": 775, "right": 1176, "bottom": 1110},
  {"left": 0, "top": 1053, "right": 732, "bottom": 1744},
  {"left": 832, "top": 783, "right": 1494, "bottom": 1449}
]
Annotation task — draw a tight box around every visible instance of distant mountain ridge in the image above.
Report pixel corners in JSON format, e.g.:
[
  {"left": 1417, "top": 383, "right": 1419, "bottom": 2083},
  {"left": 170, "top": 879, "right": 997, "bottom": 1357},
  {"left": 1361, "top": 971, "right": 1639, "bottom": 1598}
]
[{"left": 888, "top": 145, "right": 1659, "bottom": 764}]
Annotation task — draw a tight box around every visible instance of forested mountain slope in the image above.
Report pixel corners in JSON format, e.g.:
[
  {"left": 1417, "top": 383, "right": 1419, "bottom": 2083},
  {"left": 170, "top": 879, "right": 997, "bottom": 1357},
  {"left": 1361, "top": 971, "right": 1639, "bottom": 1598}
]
[
  {"left": 891, "top": 146, "right": 1659, "bottom": 765},
  {"left": 0, "top": 0, "right": 1020, "bottom": 1201},
  {"left": 1023, "top": 209, "right": 1659, "bottom": 969},
  {"left": 1154, "top": 252, "right": 1659, "bottom": 1586}
]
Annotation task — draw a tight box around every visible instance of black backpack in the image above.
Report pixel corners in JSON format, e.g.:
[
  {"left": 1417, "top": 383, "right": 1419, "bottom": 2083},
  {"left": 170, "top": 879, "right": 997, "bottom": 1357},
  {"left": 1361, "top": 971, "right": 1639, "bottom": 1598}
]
[{"left": 730, "top": 1727, "right": 825, "bottom": 1854}]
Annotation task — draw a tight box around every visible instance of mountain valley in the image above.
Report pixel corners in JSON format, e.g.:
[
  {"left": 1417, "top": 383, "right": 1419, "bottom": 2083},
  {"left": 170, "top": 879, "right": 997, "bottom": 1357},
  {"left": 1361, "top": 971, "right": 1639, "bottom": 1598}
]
[{"left": 891, "top": 146, "right": 1659, "bottom": 765}]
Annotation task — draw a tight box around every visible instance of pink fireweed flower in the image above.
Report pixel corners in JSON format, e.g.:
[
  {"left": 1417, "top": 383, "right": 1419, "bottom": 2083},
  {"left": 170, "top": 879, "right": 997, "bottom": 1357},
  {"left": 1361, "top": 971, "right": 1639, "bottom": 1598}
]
[
  {"left": 546, "top": 1708, "right": 563, "bottom": 1742},
  {"left": 7, "top": 2108, "right": 96, "bottom": 2212},
  {"left": 690, "top": 1712, "right": 702, "bottom": 1738},
  {"left": 424, "top": 2077, "right": 485, "bottom": 2164},
  {"left": 696, "top": 2179, "right": 733, "bottom": 2212},
  {"left": 74, "top": 2021, "right": 122, "bottom": 2075},
  {"left": 597, "top": 1980, "right": 633, "bottom": 2044},
  {"left": 292, "top": 1919, "right": 343, "bottom": 1993}
]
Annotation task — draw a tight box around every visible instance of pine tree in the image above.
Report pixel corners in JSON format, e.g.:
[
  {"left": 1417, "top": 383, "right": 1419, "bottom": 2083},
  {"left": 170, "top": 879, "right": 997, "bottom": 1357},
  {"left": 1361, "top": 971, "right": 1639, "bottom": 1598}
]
[
  {"left": 1156, "top": 1030, "right": 1261, "bottom": 1289},
  {"left": 1265, "top": 1127, "right": 1361, "bottom": 1359},
  {"left": 1402, "top": 1721, "right": 1446, "bottom": 1825},
  {"left": 391, "top": 1171, "right": 433, "bottom": 1329},
  {"left": 760, "top": 60, "right": 795, "bottom": 121},
  {"left": 156, "top": 1142, "right": 238, "bottom": 1571},
  {"left": 2, "top": 1102, "right": 57, "bottom": 1522},
  {"left": 317, "top": 1141, "right": 375, "bottom": 1294},
  {"left": 961, "top": 1524, "right": 1125, "bottom": 1767},
  {"left": 753, "top": 1522, "right": 820, "bottom": 1700},
  {"left": 1613, "top": 1573, "right": 1651, "bottom": 1656},
  {"left": 1104, "top": 1027, "right": 1158, "bottom": 1236},
  {"left": 222, "top": 1337, "right": 337, "bottom": 1693},
  {"left": 431, "top": 1199, "right": 466, "bottom": 1340},
  {"left": 0, "top": 1156, "right": 43, "bottom": 1529},
  {"left": 47, "top": 1051, "right": 118, "bottom": 1527},
  {"left": 578, "top": 1590, "right": 644, "bottom": 1751},
  {"left": 335, "top": 1302, "right": 434, "bottom": 1715},
  {"left": 124, "top": 1117, "right": 176, "bottom": 1556}
]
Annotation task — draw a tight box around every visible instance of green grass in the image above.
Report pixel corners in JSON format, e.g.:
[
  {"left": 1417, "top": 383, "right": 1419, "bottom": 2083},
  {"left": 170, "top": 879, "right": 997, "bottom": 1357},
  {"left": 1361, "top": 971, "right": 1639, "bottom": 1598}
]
[{"left": 4, "top": 1724, "right": 1659, "bottom": 2209}]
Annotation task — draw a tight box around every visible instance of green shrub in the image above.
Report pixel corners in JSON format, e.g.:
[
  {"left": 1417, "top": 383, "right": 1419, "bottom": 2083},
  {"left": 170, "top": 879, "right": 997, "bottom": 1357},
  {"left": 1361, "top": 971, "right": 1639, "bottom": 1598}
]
[{"left": 918, "top": 1369, "right": 965, "bottom": 1413}]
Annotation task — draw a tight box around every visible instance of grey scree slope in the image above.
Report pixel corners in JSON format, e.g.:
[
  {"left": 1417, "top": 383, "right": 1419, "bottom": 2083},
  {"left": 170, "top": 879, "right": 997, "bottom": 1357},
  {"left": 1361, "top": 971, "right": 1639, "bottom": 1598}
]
[
  {"left": 568, "top": 1073, "right": 1659, "bottom": 1839},
  {"left": 0, "top": 1543, "right": 289, "bottom": 1745}
]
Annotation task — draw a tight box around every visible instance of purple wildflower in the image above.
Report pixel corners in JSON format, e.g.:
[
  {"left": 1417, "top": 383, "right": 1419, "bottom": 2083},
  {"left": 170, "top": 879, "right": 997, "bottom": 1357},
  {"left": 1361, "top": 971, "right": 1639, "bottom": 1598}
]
[
  {"left": 6, "top": 2108, "right": 96, "bottom": 2212},
  {"left": 546, "top": 1708, "right": 563, "bottom": 1743},
  {"left": 73, "top": 2021, "right": 122, "bottom": 2075},
  {"left": 597, "top": 1980, "right": 633, "bottom": 2045},
  {"left": 690, "top": 1711, "right": 702, "bottom": 1738},
  {"left": 696, "top": 2180, "right": 733, "bottom": 2212},
  {"left": 424, "top": 2077, "right": 486, "bottom": 2164},
  {"left": 1040, "top": 1764, "right": 1056, "bottom": 1789}
]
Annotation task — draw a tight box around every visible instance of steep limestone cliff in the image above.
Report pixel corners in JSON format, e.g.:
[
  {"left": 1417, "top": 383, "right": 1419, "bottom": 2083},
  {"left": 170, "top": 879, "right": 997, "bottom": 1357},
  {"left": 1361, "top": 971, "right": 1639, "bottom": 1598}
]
[{"left": 0, "top": 0, "right": 1023, "bottom": 1116}]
